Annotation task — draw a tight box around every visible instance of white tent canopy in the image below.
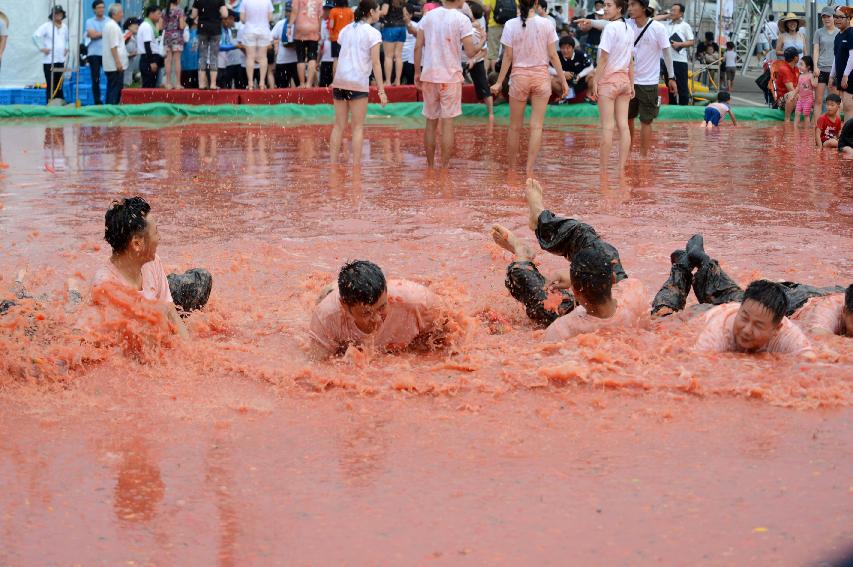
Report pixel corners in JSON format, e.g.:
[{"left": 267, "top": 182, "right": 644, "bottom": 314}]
[{"left": 0, "top": 0, "right": 84, "bottom": 88}]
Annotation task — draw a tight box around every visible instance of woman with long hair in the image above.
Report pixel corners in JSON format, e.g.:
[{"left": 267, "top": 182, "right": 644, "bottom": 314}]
[
  {"left": 329, "top": 0, "right": 388, "bottom": 165},
  {"left": 491, "top": 0, "right": 568, "bottom": 176},
  {"left": 589, "top": 0, "right": 633, "bottom": 173}
]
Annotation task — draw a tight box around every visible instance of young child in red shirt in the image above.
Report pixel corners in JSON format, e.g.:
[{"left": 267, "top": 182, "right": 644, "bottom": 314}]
[{"left": 815, "top": 93, "right": 843, "bottom": 148}]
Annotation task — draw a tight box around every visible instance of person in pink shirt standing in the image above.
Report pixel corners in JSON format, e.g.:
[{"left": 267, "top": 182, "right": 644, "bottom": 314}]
[
  {"left": 292, "top": 0, "right": 325, "bottom": 86},
  {"left": 413, "top": 0, "right": 481, "bottom": 168},
  {"left": 490, "top": 0, "right": 568, "bottom": 176},
  {"left": 309, "top": 260, "right": 446, "bottom": 358},
  {"left": 793, "top": 285, "right": 853, "bottom": 337},
  {"left": 92, "top": 197, "right": 213, "bottom": 338}
]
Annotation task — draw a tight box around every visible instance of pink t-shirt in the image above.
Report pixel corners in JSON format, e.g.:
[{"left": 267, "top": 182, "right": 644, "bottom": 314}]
[
  {"left": 92, "top": 255, "right": 174, "bottom": 303},
  {"left": 544, "top": 278, "right": 649, "bottom": 341},
  {"left": 694, "top": 303, "right": 813, "bottom": 355},
  {"left": 792, "top": 294, "right": 845, "bottom": 335},
  {"left": 292, "top": 0, "right": 324, "bottom": 41},
  {"left": 309, "top": 279, "right": 438, "bottom": 355},
  {"left": 418, "top": 6, "right": 473, "bottom": 84},
  {"left": 500, "top": 14, "right": 558, "bottom": 69}
]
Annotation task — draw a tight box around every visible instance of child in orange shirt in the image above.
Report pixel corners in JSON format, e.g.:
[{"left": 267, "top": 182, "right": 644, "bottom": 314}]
[{"left": 329, "top": 0, "right": 354, "bottom": 75}]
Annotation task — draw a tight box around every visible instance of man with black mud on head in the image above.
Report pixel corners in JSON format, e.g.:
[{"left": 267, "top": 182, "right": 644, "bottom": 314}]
[
  {"left": 92, "top": 197, "right": 213, "bottom": 338},
  {"left": 309, "top": 260, "right": 451, "bottom": 358},
  {"left": 490, "top": 179, "right": 649, "bottom": 340},
  {"left": 651, "top": 234, "right": 847, "bottom": 356}
]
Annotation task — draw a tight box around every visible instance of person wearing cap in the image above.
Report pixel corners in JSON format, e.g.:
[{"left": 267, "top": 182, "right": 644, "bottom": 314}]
[
  {"left": 32, "top": 5, "right": 69, "bottom": 104},
  {"left": 776, "top": 12, "right": 805, "bottom": 58},
  {"left": 86, "top": 1, "right": 107, "bottom": 105},
  {"left": 813, "top": 5, "right": 839, "bottom": 111},
  {"left": 772, "top": 46, "right": 800, "bottom": 121},
  {"left": 579, "top": 0, "right": 677, "bottom": 155},
  {"left": 829, "top": 6, "right": 853, "bottom": 118},
  {"left": 656, "top": 2, "right": 693, "bottom": 105},
  {"left": 191, "top": 0, "right": 228, "bottom": 89}
]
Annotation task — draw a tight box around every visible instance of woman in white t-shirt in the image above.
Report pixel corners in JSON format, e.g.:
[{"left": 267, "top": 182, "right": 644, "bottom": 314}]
[
  {"left": 589, "top": 0, "right": 634, "bottom": 173},
  {"left": 491, "top": 0, "right": 567, "bottom": 176},
  {"left": 240, "top": 0, "right": 273, "bottom": 89},
  {"left": 329, "top": 0, "right": 388, "bottom": 165}
]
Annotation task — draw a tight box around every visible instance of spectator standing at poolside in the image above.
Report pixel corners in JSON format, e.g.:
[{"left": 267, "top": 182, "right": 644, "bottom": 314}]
[
  {"left": 723, "top": 41, "right": 736, "bottom": 91},
  {"left": 162, "top": 0, "right": 187, "bottom": 89},
  {"left": 829, "top": 6, "right": 853, "bottom": 119},
  {"left": 102, "top": 3, "right": 128, "bottom": 104},
  {"left": 240, "top": 0, "right": 273, "bottom": 90},
  {"left": 657, "top": 3, "right": 693, "bottom": 105},
  {"left": 380, "top": 0, "right": 407, "bottom": 86},
  {"left": 776, "top": 12, "right": 806, "bottom": 57},
  {"left": 86, "top": 1, "right": 107, "bottom": 104},
  {"left": 272, "top": 11, "right": 301, "bottom": 87},
  {"left": 33, "top": 6, "right": 69, "bottom": 104},
  {"left": 584, "top": 0, "right": 606, "bottom": 59},
  {"left": 217, "top": 12, "right": 239, "bottom": 88},
  {"left": 293, "top": 0, "right": 325, "bottom": 87},
  {"left": 813, "top": 6, "right": 838, "bottom": 113},
  {"left": 763, "top": 14, "right": 778, "bottom": 56},
  {"left": 0, "top": 14, "right": 7, "bottom": 72},
  {"left": 329, "top": 0, "right": 355, "bottom": 77},
  {"left": 192, "top": 0, "right": 228, "bottom": 89},
  {"left": 137, "top": 5, "right": 164, "bottom": 88},
  {"left": 181, "top": 17, "right": 200, "bottom": 88},
  {"left": 123, "top": 18, "right": 141, "bottom": 86}
]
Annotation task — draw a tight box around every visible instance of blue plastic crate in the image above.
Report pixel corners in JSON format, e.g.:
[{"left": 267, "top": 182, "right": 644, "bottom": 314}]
[
  {"left": 11, "top": 89, "right": 47, "bottom": 105},
  {"left": 0, "top": 90, "right": 12, "bottom": 105},
  {"left": 63, "top": 71, "right": 106, "bottom": 105}
]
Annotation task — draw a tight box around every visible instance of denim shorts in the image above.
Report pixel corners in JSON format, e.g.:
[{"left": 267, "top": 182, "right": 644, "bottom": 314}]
[{"left": 381, "top": 26, "right": 406, "bottom": 43}]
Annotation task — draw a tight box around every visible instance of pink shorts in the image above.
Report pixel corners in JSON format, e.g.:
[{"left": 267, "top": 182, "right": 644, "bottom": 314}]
[
  {"left": 795, "top": 95, "right": 814, "bottom": 114},
  {"left": 421, "top": 81, "right": 462, "bottom": 120},
  {"left": 597, "top": 69, "right": 632, "bottom": 99},
  {"left": 508, "top": 66, "right": 551, "bottom": 101}
]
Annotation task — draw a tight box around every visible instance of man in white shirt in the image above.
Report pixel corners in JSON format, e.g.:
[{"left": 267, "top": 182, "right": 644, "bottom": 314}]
[
  {"left": 86, "top": 1, "right": 107, "bottom": 104},
  {"left": 102, "top": 4, "right": 128, "bottom": 104},
  {"left": 33, "top": 6, "right": 69, "bottom": 104},
  {"left": 657, "top": 2, "right": 693, "bottom": 104},
  {"left": 137, "top": 5, "right": 163, "bottom": 88}
]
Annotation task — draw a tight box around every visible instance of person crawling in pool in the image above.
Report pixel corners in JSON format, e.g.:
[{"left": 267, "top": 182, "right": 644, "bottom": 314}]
[
  {"left": 490, "top": 178, "right": 649, "bottom": 341},
  {"left": 92, "top": 196, "right": 213, "bottom": 338},
  {"left": 309, "top": 260, "right": 450, "bottom": 358},
  {"left": 792, "top": 284, "right": 853, "bottom": 337},
  {"left": 650, "top": 234, "right": 847, "bottom": 355}
]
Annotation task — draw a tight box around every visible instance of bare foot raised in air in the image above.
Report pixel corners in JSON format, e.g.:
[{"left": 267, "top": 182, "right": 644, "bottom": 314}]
[
  {"left": 490, "top": 224, "right": 536, "bottom": 261},
  {"left": 525, "top": 178, "right": 545, "bottom": 231}
]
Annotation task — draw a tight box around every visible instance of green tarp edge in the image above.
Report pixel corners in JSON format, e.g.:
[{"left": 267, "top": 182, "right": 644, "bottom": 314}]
[{"left": 0, "top": 102, "right": 783, "bottom": 121}]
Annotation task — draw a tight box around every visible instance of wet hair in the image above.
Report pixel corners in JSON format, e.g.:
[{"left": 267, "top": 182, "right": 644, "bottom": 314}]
[
  {"left": 559, "top": 35, "right": 574, "bottom": 47},
  {"left": 826, "top": 93, "right": 842, "bottom": 104},
  {"left": 570, "top": 248, "right": 613, "bottom": 305},
  {"left": 338, "top": 261, "right": 387, "bottom": 306},
  {"left": 519, "top": 0, "right": 535, "bottom": 26},
  {"left": 845, "top": 284, "right": 853, "bottom": 313},
  {"left": 468, "top": 0, "right": 483, "bottom": 20},
  {"left": 334, "top": 0, "right": 349, "bottom": 7},
  {"left": 717, "top": 91, "right": 731, "bottom": 102},
  {"left": 144, "top": 4, "right": 161, "bottom": 17},
  {"left": 783, "top": 46, "right": 799, "bottom": 62},
  {"left": 800, "top": 54, "right": 814, "bottom": 72},
  {"left": 104, "top": 196, "right": 151, "bottom": 254},
  {"left": 611, "top": 0, "right": 628, "bottom": 16},
  {"left": 742, "top": 280, "right": 789, "bottom": 324},
  {"left": 92, "top": 0, "right": 104, "bottom": 8},
  {"left": 354, "top": 0, "right": 378, "bottom": 21}
]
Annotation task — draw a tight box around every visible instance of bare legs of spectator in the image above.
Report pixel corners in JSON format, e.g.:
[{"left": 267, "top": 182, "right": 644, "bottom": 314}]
[
  {"left": 298, "top": 60, "right": 318, "bottom": 88},
  {"left": 382, "top": 41, "right": 403, "bottom": 86},
  {"left": 424, "top": 118, "right": 454, "bottom": 168}
]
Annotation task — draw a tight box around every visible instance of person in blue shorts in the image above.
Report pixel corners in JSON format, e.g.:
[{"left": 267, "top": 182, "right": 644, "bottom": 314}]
[{"left": 703, "top": 91, "right": 737, "bottom": 127}]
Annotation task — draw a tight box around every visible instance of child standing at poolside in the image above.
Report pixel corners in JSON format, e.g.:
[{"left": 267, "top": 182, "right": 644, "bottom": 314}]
[
  {"left": 703, "top": 91, "right": 737, "bottom": 127},
  {"left": 794, "top": 55, "right": 817, "bottom": 126},
  {"left": 329, "top": 0, "right": 354, "bottom": 77}
]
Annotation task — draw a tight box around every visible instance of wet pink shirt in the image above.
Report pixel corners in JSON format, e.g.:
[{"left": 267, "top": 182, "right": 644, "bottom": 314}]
[
  {"left": 544, "top": 278, "right": 649, "bottom": 341},
  {"left": 694, "top": 303, "right": 812, "bottom": 355},
  {"left": 500, "top": 15, "right": 558, "bottom": 68},
  {"left": 310, "top": 279, "right": 437, "bottom": 354},
  {"left": 792, "top": 294, "right": 845, "bottom": 335},
  {"left": 93, "top": 255, "right": 174, "bottom": 303},
  {"left": 418, "top": 6, "right": 474, "bottom": 84}
]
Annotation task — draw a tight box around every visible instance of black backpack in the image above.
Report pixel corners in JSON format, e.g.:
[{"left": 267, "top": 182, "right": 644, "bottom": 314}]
[{"left": 493, "top": 0, "right": 517, "bottom": 25}]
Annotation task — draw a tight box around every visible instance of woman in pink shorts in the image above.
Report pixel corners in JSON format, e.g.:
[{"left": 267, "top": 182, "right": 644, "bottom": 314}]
[
  {"left": 589, "top": 0, "right": 634, "bottom": 173},
  {"left": 492, "top": 0, "right": 568, "bottom": 176}
]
